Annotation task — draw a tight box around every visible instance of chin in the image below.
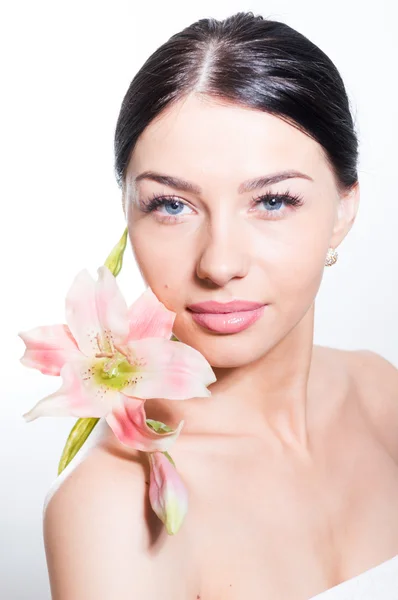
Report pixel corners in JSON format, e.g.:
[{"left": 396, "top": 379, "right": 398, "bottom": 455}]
[{"left": 173, "top": 317, "right": 276, "bottom": 369}]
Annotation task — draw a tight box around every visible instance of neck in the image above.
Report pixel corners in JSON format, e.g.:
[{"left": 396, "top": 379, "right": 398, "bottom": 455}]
[{"left": 188, "top": 303, "right": 318, "bottom": 451}]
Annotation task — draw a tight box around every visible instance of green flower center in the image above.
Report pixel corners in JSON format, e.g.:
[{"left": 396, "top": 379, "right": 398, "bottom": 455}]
[{"left": 93, "top": 353, "right": 140, "bottom": 391}]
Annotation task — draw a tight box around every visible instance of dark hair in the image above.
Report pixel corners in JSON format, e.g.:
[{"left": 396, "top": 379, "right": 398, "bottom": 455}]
[{"left": 114, "top": 11, "right": 359, "bottom": 194}]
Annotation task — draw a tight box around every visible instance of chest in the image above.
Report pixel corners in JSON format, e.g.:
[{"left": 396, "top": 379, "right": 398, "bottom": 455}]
[{"left": 169, "top": 410, "right": 398, "bottom": 599}]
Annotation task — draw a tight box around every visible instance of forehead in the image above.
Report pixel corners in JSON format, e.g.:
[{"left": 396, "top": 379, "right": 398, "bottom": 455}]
[{"left": 127, "top": 93, "right": 329, "bottom": 188}]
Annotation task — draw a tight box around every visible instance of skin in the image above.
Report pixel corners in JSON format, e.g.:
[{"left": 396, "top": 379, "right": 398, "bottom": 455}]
[{"left": 43, "top": 93, "right": 398, "bottom": 599}]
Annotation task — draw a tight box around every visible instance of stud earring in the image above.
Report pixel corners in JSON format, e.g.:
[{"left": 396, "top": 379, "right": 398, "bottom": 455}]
[{"left": 325, "top": 247, "right": 338, "bottom": 267}]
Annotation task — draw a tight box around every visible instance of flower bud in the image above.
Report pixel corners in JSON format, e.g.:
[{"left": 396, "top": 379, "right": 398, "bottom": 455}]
[{"left": 148, "top": 451, "right": 188, "bottom": 535}]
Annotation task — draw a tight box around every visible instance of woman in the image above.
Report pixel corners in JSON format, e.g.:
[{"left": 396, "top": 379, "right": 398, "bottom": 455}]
[{"left": 42, "top": 11, "right": 398, "bottom": 599}]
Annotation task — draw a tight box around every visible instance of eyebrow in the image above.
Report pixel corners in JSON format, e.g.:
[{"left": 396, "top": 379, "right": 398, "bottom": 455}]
[{"left": 133, "top": 169, "right": 314, "bottom": 194}]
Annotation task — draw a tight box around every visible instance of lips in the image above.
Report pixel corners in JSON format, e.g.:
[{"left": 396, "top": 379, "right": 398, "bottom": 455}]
[
  {"left": 187, "top": 301, "right": 267, "bottom": 334},
  {"left": 187, "top": 300, "right": 265, "bottom": 314}
]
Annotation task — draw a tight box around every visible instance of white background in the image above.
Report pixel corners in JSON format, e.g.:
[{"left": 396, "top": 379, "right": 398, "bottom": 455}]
[{"left": 1, "top": 1, "right": 396, "bottom": 598}]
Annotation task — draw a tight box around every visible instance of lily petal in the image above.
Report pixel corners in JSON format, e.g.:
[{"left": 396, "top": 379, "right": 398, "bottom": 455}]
[
  {"left": 148, "top": 451, "right": 188, "bottom": 535},
  {"left": 95, "top": 265, "right": 129, "bottom": 347},
  {"left": 22, "top": 357, "right": 118, "bottom": 422},
  {"left": 121, "top": 337, "right": 216, "bottom": 400},
  {"left": 126, "top": 287, "right": 176, "bottom": 341},
  {"left": 65, "top": 269, "right": 104, "bottom": 357},
  {"left": 105, "top": 396, "right": 184, "bottom": 452},
  {"left": 18, "top": 324, "right": 80, "bottom": 376}
]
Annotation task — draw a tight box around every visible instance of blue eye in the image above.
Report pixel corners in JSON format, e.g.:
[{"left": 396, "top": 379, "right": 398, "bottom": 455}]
[
  {"left": 258, "top": 196, "right": 284, "bottom": 211},
  {"left": 253, "top": 191, "right": 304, "bottom": 212},
  {"left": 140, "top": 194, "right": 193, "bottom": 217},
  {"left": 162, "top": 199, "right": 185, "bottom": 215}
]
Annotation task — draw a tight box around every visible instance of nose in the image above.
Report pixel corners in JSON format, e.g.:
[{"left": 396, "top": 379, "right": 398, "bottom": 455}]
[{"left": 195, "top": 215, "right": 249, "bottom": 287}]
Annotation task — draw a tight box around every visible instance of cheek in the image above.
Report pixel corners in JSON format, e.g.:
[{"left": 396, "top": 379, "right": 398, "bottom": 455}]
[
  {"left": 129, "top": 227, "right": 190, "bottom": 310},
  {"left": 272, "top": 259, "right": 329, "bottom": 348},
  {"left": 256, "top": 214, "right": 331, "bottom": 315},
  {"left": 276, "top": 256, "right": 325, "bottom": 320}
]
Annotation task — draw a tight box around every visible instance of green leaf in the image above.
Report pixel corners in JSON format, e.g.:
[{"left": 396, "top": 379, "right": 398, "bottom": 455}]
[
  {"left": 163, "top": 450, "right": 176, "bottom": 467},
  {"left": 58, "top": 417, "right": 99, "bottom": 475},
  {"left": 104, "top": 226, "right": 128, "bottom": 277},
  {"left": 170, "top": 334, "right": 179, "bottom": 342},
  {"left": 146, "top": 418, "right": 175, "bottom": 433}
]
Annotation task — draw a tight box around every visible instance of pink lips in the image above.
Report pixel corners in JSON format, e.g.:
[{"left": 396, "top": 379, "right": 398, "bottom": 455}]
[{"left": 187, "top": 300, "right": 267, "bottom": 334}]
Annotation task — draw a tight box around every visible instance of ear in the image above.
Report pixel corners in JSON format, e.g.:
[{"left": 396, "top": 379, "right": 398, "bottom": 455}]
[{"left": 329, "top": 182, "right": 360, "bottom": 248}]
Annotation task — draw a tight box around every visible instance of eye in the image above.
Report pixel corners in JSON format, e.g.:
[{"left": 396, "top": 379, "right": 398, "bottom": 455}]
[
  {"left": 139, "top": 194, "right": 194, "bottom": 222},
  {"left": 251, "top": 190, "right": 304, "bottom": 219}
]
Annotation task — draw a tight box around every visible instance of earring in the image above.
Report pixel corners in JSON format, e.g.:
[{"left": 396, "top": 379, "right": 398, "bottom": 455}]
[{"left": 325, "top": 247, "right": 338, "bottom": 267}]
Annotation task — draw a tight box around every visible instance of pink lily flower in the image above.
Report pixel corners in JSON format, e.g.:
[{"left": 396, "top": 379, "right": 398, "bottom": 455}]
[
  {"left": 148, "top": 451, "right": 189, "bottom": 535},
  {"left": 18, "top": 265, "right": 216, "bottom": 453}
]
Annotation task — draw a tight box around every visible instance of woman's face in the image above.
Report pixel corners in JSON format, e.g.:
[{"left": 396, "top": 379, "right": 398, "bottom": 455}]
[{"left": 123, "top": 94, "right": 358, "bottom": 368}]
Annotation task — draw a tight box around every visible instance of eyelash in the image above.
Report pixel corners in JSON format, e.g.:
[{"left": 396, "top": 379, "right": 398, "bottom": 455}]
[{"left": 139, "top": 189, "right": 304, "bottom": 223}]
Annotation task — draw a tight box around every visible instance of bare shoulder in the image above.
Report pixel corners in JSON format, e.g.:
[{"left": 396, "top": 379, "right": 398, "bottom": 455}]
[
  {"left": 313, "top": 345, "right": 398, "bottom": 458},
  {"left": 43, "top": 443, "right": 171, "bottom": 599},
  {"left": 314, "top": 344, "right": 398, "bottom": 391},
  {"left": 348, "top": 348, "right": 398, "bottom": 397},
  {"left": 345, "top": 348, "right": 398, "bottom": 459}
]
